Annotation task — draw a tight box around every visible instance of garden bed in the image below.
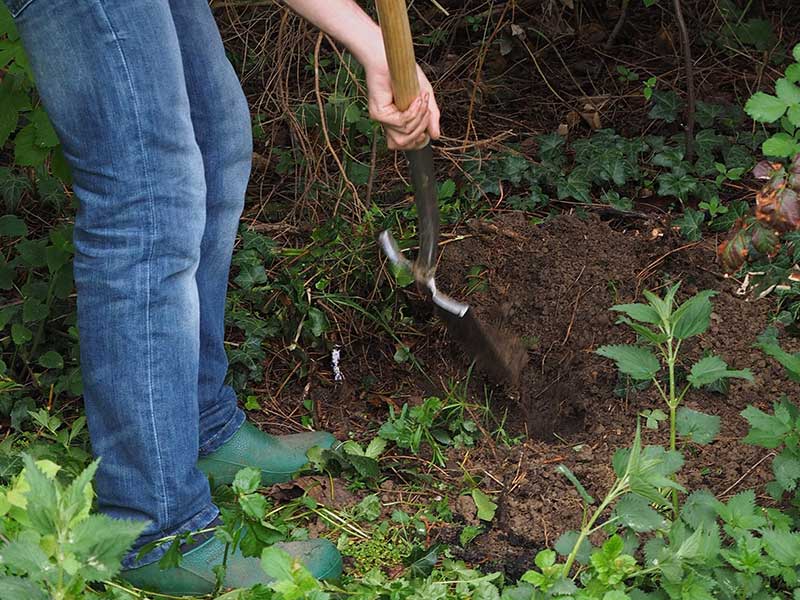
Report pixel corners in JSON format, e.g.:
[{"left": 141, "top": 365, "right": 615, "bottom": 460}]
[{"left": 294, "top": 213, "right": 800, "bottom": 578}]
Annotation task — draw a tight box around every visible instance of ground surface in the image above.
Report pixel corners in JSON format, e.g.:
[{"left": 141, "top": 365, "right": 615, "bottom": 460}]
[{"left": 257, "top": 212, "right": 800, "bottom": 578}]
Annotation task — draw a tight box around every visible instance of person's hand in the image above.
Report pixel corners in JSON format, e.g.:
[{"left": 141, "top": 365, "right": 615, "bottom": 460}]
[{"left": 366, "top": 63, "right": 440, "bottom": 150}]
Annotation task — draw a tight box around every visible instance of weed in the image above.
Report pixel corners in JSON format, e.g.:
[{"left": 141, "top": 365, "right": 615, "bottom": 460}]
[{"left": 596, "top": 283, "right": 753, "bottom": 512}]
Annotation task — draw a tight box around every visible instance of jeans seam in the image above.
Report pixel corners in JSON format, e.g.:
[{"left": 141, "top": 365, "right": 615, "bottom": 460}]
[{"left": 95, "top": 0, "right": 169, "bottom": 531}]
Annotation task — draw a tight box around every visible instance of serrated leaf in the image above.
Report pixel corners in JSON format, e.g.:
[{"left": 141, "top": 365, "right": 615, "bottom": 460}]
[
  {"left": 611, "top": 303, "right": 661, "bottom": 324},
  {"left": 471, "top": 489, "right": 497, "bottom": 521},
  {"left": 687, "top": 355, "right": 753, "bottom": 388},
  {"left": 672, "top": 290, "right": 716, "bottom": 339},
  {"left": 614, "top": 493, "right": 669, "bottom": 532},
  {"left": 763, "top": 132, "right": 800, "bottom": 158},
  {"left": 745, "top": 92, "right": 788, "bottom": 123},
  {"left": 773, "top": 449, "right": 800, "bottom": 492},
  {"left": 554, "top": 530, "right": 591, "bottom": 564},
  {"left": 761, "top": 528, "right": 800, "bottom": 566},
  {"left": 676, "top": 407, "right": 720, "bottom": 444},
  {"left": 233, "top": 467, "right": 261, "bottom": 495},
  {"left": 756, "top": 341, "right": 800, "bottom": 381},
  {"left": 596, "top": 345, "right": 660, "bottom": 381}
]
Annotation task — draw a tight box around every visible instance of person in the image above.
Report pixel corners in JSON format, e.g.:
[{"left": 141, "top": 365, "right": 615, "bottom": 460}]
[{"left": 4, "top": 0, "right": 440, "bottom": 595}]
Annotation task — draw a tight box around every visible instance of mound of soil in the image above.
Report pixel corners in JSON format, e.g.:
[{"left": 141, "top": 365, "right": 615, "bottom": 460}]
[{"left": 428, "top": 213, "right": 799, "bottom": 577}]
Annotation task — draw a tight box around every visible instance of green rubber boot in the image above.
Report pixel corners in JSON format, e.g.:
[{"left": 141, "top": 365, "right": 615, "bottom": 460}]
[
  {"left": 198, "top": 421, "right": 336, "bottom": 485},
  {"left": 120, "top": 536, "right": 342, "bottom": 596}
]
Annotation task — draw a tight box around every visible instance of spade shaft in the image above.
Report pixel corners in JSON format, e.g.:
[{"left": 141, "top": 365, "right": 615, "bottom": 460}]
[{"left": 375, "top": 0, "right": 527, "bottom": 385}]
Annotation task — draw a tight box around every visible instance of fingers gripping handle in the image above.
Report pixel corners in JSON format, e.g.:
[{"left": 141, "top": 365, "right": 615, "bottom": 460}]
[{"left": 375, "top": 0, "right": 419, "bottom": 112}]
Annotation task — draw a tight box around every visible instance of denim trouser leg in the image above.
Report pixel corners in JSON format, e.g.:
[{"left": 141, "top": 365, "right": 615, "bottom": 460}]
[
  {"left": 169, "top": 0, "right": 250, "bottom": 455},
  {"left": 7, "top": 0, "right": 250, "bottom": 568}
]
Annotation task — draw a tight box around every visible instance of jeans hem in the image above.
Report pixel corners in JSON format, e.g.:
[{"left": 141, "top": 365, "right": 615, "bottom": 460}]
[
  {"left": 121, "top": 504, "right": 220, "bottom": 570},
  {"left": 198, "top": 407, "right": 245, "bottom": 456}
]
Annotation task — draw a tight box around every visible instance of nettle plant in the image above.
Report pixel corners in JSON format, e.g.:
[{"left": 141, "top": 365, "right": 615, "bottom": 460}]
[{"left": 596, "top": 284, "right": 753, "bottom": 509}]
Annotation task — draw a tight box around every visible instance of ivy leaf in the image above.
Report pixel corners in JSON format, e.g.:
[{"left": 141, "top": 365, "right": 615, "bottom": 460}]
[
  {"left": 676, "top": 407, "right": 720, "bottom": 444},
  {"left": 596, "top": 345, "right": 660, "bottom": 381},
  {"left": 673, "top": 208, "right": 704, "bottom": 241},
  {"left": 471, "top": 489, "right": 497, "bottom": 521},
  {"left": 648, "top": 90, "right": 681, "bottom": 123},
  {"left": 745, "top": 92, "right": 788, "bottom": 123},
  {"left": 672, "top": 290, "right": 716, "bottom": 340},
  {"left": 687, "top": 355, "right": 753, "bottom": 388}
]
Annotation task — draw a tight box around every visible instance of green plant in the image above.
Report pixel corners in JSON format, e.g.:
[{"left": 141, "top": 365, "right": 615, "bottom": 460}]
[
  {"left": 745, "top": 43, "right": 800, "bottom": 160},
  {"left": 596, "top": 284, "right": 753, "bottom": 512},
  {"left": 0, "top": 455, "right": 144, "bottom": 599},
  {"left": 741, "top": 397, "right": 800, "bottom": 507}
]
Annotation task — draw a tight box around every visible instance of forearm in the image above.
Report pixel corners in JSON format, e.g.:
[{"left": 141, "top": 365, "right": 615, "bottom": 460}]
[{"left": 283, "top": 0, "right": 386, "bottom": 70}]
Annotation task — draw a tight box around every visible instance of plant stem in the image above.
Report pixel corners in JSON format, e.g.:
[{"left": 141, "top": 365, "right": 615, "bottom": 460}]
[{"left": 562, "top": 479, "right": 625, "bottom": 577}]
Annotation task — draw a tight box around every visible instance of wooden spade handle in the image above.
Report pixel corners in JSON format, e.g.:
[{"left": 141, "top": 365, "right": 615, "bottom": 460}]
[{"left": 375, "top": 0, "right": 419, "bottom": 112}]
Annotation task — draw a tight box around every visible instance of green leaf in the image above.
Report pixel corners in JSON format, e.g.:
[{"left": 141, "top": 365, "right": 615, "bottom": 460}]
[
  {"left": 676, "top": 407, "right": 720, "bottom": 444},
  {"left": 610, "top": 303, "right": 661, "bottom": 324},
  {"left": 761, "top": 528, "right": 800, "bottom": 566},
  {"left": 717, "top": 490, "right": 766, "bottom": 529},
  {"left": 13, "top": 123, "right": 49, "bottom": 168},
  {"left": 556, "top": 464, "right": 595, "bottom": 505},
  {"left": 613, "top": 493, "right": 669, "bottom": 532},
  {"left": 756, "top": 341, "right": 800, "bottom": 381},
  {"left": 773, "top": 449, "right": 800, "bottom": 492},
  {"left": 554, "top": 530, "right": 591, "bottom": 564},
  {"left": 11, "top": 323, "right": 32, "bottom": 346},
  {"left": 471, "top": 489, "right": 497, "bottom": 521},
  {"left": 0, "top": 214, "right": 27, "bottom": 237},
  {"left": 787, "top": 63, "right": 800, "bottom": 84},
  {"left": 240, "top": 493, "right": 268, "bottom": 520},
  {"left": 69, "top": 514, "right": 146, "bottom": 580},
  {"left": 595, "top": 345, "right": 660, "bottom": 381},
  {"left": 306, "top": 306, "right": 328, "bottom": 338},
  {"left": 762, "top": 132, "right": 800, "bottom": 158},
  {"left": 745, "top": 92, "right": 788, "bottom": 123},
  {"left": 0, "top": 576, "right": 49, "bottom": 600},
  {"left": 687, "top": 355, "right": 753, "bottom": 388},
  {"left": 648, "top": 90, "right": 681, "bottom": 123},
  {"left": 233, "top": 467, "right": 262, "bottom": 495},
  {"left": 37, "top": 351, "right": 63, "bottom": 370},
  {"left": 776, "top": 78, "right": 800, "bottom": 105},
  {"left": 673, "top": 208, "right": 704, "bottom": 241},
  {"left": 672, "top": 290, "right": 716, "bottom": 339},
  {"left": 741, "top": 405, "right": 789, "bottom": 448}
]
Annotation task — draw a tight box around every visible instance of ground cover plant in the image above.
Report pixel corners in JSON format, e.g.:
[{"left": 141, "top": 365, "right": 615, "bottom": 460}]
[{"left": 4, "top": 0, "right": 800, "bottom": 598}]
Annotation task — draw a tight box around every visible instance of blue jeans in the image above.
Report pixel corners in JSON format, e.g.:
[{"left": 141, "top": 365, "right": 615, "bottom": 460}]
[{"left": 7, "top": 0, "right": 251, "bottom": 567}]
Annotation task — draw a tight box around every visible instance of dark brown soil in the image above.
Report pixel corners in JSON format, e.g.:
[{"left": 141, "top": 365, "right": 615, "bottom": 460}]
[{"left": 297, "top": 213, "right": 799, "bottom": 579}]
